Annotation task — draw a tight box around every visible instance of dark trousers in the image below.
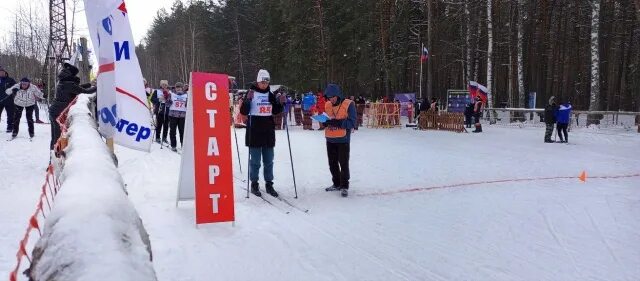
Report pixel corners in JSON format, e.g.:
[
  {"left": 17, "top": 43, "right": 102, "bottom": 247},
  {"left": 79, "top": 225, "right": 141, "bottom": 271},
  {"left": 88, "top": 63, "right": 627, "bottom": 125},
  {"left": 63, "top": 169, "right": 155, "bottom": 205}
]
[
  {"left": 326, "top": 142, "right": 350, "bottom": 189},
  {"left": 34, "top": 102, "right": 41, "bottom": 121},
  {"left": 13, "top": 105, "right": 35, "bottom": 137},
  {"left": 49, "top": 102, "right": 66, "bottom": 150},
  {"left": 0, "top": 103, "right": 16, "bottom": 131},
  {"left": 294, "top": 107, "right": 302, "bottom": 125},
  {"left": 155, "top": 108, "right": 169, "bottom": 141},
  {"left": 464, "top": 114, "right": 473, "bottom": 127},
  {"left": 544, "top": 123, "right": 554, "bottom": 141},
  {"left": 557, "top": 123, "right": 568, "bottom": 142},
  {"left": 302, "top": 110, "right": 313, "bottom": 130},
  {"left": 169, "top": 116, "right": 185, "bottom": 148}
]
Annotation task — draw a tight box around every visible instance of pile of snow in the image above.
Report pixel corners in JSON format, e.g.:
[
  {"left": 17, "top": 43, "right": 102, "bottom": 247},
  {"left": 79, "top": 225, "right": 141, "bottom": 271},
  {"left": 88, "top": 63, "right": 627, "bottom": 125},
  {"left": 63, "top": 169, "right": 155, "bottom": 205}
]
[{"left": 28, "top": 95, "right": 156, "bottom": 281}]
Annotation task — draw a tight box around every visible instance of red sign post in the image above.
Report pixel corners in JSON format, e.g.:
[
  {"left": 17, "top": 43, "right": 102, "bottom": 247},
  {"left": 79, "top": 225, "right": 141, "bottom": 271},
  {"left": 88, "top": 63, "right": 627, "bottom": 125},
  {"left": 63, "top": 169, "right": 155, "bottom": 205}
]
[{"left": 190, "top": 72, "right": 235, "bottom": 224}]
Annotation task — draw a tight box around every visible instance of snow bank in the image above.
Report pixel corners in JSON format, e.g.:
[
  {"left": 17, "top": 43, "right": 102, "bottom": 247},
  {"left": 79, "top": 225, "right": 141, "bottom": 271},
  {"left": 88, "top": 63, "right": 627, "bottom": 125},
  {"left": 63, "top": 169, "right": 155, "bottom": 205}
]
[{"left": 28, "top": 95, "right": 157, "bottom": 281}]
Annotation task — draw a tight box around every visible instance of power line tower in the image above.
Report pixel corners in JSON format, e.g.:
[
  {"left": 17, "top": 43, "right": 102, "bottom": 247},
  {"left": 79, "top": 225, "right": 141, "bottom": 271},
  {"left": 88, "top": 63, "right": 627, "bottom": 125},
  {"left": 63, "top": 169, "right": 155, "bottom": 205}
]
[{"left": 43, "top": 0, "right": 71, "bottom": 101}]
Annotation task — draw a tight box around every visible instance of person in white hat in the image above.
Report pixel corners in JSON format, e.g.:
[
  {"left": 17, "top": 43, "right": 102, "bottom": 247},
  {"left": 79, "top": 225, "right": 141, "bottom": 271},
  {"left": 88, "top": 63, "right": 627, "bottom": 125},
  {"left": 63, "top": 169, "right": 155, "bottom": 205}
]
[{"left": 240, "top": 69, "right": 286, "bottom": 197}]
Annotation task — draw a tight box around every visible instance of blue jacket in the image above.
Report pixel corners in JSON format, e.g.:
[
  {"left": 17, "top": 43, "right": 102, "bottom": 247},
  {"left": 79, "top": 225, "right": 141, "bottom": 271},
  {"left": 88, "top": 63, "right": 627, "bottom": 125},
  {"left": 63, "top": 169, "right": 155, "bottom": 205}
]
[
  {"left": 302, "top": 94, "right": 315, "bottom": 111},
  {"left": 556, "top": 103, "right": 572, "bottom": 124}
]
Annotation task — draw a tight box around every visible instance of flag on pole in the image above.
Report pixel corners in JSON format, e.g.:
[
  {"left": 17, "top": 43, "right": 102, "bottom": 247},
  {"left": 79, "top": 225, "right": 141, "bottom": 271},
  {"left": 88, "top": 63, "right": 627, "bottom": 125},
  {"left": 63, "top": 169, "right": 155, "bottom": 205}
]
[
  {"left": 420, "top": 46, "right": 429, "bottom": 62},
  {"left": 468, "top": 81, "right": 489, "bottom": 103},
  {"left": 468, "top": 81, "right": 479, "bottom": 99},
  {"left": 477, "top": 83, "right": 489, "bottom": 103},
  {"left": 84, "top": 0, "right": 152, "bottom": 152}
]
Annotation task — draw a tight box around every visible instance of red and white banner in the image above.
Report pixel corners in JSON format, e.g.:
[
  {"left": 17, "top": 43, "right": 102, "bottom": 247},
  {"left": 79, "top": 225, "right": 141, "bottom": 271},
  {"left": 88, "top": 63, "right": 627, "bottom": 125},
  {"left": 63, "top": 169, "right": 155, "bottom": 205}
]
[{"left": 177, "top": 72, "right": 235, "bottom": 224}]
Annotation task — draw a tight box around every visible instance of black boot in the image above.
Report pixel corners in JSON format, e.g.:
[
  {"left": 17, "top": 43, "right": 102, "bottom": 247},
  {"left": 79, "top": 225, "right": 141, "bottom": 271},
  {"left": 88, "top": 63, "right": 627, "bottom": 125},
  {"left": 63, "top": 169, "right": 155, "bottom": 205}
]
[
  {"left": 472, "top": 124, "right": 482, "bottom": 133},
  {"left": 250, "top": 181, "right": 261, "bottom": 197},
  {"left": 265, "top": 181, "right": 278, "bottom": 197}
]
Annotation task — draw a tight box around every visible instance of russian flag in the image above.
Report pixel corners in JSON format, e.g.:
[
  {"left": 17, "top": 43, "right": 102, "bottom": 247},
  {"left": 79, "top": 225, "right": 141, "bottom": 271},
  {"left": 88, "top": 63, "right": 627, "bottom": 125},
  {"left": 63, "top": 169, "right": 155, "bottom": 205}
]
[
  {"left": 468, "top": 81, "right": 478, "bottom": 100},
  {"left": 420, "top": 47, "right": 429, "bottom": 62},
  {"left": 477, "top": 83, "right": 489, "bottom": 102}
]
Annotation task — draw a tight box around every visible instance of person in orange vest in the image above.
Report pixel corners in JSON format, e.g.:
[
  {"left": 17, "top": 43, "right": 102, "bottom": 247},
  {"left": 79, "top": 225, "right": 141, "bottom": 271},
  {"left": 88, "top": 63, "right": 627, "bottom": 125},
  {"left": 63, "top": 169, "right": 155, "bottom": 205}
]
[{"left": 322, "top": 84, "right": 356, "bottom": 197}]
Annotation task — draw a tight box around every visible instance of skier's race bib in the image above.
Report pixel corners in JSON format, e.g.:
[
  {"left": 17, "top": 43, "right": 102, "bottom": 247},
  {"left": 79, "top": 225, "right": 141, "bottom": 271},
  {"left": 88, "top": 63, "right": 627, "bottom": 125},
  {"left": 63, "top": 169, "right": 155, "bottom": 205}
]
[
  {"left": 170, "top": 93, "right": 188, "bottom": 112},
  {"left": 249, "top": 92, "right": 272, "bottom": 116}
]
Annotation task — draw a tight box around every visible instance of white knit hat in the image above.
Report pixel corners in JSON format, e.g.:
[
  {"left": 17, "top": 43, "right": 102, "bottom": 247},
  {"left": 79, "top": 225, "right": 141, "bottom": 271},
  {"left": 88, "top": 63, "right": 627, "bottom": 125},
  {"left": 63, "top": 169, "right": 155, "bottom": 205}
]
[{"left": 256, "top": 69, "right": 270, "bottom": 83}]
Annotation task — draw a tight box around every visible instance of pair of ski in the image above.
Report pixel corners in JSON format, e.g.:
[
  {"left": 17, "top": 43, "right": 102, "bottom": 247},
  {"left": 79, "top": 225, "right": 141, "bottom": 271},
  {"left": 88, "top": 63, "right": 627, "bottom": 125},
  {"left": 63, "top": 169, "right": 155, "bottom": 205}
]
[
  {"left": 234, "top": 176, "right": 309, "bottom": 214},
  {"left": 6, "top": 136, "right": 32, "bottom": 142}
]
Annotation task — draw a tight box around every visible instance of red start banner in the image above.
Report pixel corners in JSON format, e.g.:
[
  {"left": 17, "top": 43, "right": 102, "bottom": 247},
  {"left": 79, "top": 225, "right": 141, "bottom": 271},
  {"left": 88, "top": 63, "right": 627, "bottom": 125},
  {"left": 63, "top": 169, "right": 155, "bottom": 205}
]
[{"left": 190, "top": 72, "right": 235, "bottom": 224}]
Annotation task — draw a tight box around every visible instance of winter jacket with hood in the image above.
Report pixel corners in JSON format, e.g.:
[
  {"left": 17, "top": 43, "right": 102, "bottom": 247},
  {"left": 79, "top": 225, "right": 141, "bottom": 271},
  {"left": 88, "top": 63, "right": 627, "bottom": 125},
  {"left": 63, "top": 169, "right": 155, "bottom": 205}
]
[
  {"left": 54, "top": 64, "right": 96, "bottom": 105},
  {"left": 240, "top": 83, "right": 284, "bottom": 147},
  {"left": 544, "top": 96, "right": 559, "bottom": 124},
  {"left": 6, "top": 83, "right": 44, "bottom": 107},
  {"left": 0, "top": 70, "right": 17, "bottom": 105},
  {"left": 302, "top": 94, "right": 315, "bottom": 111},
  {"left": 556, "top": 103, "right": 572, "bottom": 124},
  {"left": 323, "top": 84, "right": 357, "bottom": 144}
]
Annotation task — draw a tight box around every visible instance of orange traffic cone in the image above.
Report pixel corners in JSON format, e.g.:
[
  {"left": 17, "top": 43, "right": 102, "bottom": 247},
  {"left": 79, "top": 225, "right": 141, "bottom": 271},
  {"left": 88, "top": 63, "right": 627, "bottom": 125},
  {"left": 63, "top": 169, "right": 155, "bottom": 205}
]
[{"left": 579, "top": 171, "right": 587, "bottom": 182}]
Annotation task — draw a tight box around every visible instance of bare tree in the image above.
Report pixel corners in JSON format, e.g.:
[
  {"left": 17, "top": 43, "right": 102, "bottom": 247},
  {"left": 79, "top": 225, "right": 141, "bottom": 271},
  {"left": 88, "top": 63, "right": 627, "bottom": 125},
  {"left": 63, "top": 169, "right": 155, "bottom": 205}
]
[
  {"left": 516, "top": 0, "right": 526, "bottom": 108},
  {"left": 486, "top": 0, "right": 493, "bottom": 108},
  {"left": 588, "top": 0, "right": 601, "bottom": 114}
]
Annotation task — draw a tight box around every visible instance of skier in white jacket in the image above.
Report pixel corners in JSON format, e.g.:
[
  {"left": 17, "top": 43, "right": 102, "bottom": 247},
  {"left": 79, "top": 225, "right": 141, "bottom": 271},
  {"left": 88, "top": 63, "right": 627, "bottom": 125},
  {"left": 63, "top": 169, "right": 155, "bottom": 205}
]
[{"left": 5, "top": 77, "right": 44, "bottom": 139}]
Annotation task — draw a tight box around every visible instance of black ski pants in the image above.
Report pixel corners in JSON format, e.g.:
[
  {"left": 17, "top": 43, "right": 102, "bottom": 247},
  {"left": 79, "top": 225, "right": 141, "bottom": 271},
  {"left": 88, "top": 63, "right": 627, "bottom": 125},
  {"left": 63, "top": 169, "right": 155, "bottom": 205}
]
[
  {"left": 0, "top": 102, "right": 16, "bottom": 131},
  {"left": 169, "top": 116, "right": 185, "bottom": 148},
  {"left": 49, "top": 102, "right": 67, "bottom": 150},
  {"left": 13, "top": 105, "right": 35, "bottom": 137},
  {"left": 557, "top": 123, "right": 568, "bottom": 142},
  {"left": 326, "top": 142, "right": 350, "bottom": 189},
  {"left": 155, "top": 106, "right": 169, "bottom": 141}
]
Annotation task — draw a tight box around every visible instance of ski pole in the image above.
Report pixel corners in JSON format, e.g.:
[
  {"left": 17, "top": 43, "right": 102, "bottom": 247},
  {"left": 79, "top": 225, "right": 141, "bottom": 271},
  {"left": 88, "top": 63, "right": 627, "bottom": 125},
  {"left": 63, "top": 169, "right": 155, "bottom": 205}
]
[
  {"left": 232, "top": 113, "right": 243, "bottom": 174},
  {"left": 246, "top": 115, "right": 252, "bottom": 198},
  {"left": 283, "top": 106, "right": 298, "bottom": 198}
]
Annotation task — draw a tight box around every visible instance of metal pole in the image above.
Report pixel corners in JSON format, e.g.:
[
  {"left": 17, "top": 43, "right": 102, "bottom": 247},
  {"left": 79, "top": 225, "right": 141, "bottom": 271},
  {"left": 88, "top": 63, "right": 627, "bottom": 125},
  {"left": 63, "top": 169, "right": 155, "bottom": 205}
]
[
  {"left": 283, "top": 106, "right": 298, "bottom": 198},
  {"left": 232, "top": 110, "right": 243, "bottom": 174},
  {"left": 246, "top": 115, "right": 251, "bottom": 198},
  {"left": 419, "top": 42, "right": 423, "bottom": 100}
]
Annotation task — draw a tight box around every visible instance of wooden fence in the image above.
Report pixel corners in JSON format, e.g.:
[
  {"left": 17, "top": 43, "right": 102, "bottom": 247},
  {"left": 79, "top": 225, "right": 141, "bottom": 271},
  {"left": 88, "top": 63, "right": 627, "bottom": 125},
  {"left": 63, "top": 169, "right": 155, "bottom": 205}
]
[{"left": 417, "top": 111, "right": 465, "bottom": 133}]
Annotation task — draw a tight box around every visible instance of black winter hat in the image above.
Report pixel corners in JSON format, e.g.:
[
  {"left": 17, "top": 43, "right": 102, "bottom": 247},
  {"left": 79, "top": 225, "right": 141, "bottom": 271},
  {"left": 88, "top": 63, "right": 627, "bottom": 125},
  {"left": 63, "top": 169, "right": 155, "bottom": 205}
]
[
  {"left": 20, "top": 77, "right": 30, "bottom": 83},
  {"left": 63, "top": 63, "right": 80, "bottom": 76}
]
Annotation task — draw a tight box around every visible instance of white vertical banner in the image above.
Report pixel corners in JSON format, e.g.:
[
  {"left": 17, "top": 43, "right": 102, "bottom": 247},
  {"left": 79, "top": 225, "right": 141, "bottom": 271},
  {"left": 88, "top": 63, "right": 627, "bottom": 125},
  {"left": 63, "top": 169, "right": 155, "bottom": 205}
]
[{"left": 84, "top": 0, "right": 152, "bottom": 151}]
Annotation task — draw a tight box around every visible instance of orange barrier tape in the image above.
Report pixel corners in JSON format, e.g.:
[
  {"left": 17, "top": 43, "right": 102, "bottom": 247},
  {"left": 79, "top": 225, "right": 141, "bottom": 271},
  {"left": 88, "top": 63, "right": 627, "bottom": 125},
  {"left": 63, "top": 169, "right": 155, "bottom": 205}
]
[
  {"left": 8, "top": 162, "right": 63, "bottom": 280},
  {"left": 358, "top": 172, "right": 640, "bottom": 197}
]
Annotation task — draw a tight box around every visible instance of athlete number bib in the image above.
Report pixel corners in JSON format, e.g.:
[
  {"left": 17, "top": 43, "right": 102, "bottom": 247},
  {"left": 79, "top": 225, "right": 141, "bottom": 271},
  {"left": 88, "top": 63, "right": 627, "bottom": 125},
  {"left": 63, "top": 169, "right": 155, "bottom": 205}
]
[
  {"left": 170, "top": 93, "right": 188, "bottom": 112},
  {"left": 249, "top": 92, "right": 273, "bottom": 116}
]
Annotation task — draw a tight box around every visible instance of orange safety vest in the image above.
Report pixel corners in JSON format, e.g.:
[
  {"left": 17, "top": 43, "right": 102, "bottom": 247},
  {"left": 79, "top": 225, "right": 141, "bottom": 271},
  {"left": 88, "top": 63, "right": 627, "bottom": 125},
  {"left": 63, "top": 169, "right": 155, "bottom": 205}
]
[{"left": 324, "top": 99, "right": 353, "bottom": 138}]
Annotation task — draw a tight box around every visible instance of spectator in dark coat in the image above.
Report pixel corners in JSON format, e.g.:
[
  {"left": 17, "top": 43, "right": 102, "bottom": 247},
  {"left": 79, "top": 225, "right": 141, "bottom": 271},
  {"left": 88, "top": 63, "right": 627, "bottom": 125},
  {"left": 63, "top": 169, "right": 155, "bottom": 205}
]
[
  {"left": 50, "top": 63, "right": 96, "bottom": 150},
  {"left": 543, "top": 96, "right": 559, "bottom": 143},
  {"left": 464, "top": 102, "right": 474, "bottom": 128},
  {"left": 0, "top": 65, "right": 17, "bottom": 132}
]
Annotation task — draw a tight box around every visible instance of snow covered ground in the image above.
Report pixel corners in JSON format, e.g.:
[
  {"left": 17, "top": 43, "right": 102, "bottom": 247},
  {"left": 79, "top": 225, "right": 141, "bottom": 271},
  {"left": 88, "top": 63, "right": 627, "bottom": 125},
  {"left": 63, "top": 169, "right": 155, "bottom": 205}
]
[{"left": 2, "top": 115, "right": 639, "bottom": 280}]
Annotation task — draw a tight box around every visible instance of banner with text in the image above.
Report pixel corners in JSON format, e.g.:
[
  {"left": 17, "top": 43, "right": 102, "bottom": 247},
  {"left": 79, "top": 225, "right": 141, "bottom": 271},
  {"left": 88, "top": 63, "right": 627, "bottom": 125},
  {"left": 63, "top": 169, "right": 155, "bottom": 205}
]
[
  {"left": 84, "top": 0, "right": 152, "bottom": 152},
  {"left": 177, "top": 72, "right": 235, "bottom": 224}
]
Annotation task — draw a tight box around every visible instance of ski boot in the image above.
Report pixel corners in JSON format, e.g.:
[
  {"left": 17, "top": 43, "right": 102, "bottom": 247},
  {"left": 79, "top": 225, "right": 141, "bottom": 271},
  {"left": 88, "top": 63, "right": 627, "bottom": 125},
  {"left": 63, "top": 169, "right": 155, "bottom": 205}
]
[
  {"left": 251, "top": 181, "right": 261, "bottom": 197},
  {"left": 341, "top": 188, "right": 348, "bottom": 197},
  {"left": 325, "top": 185, "right": 340, "bottom": 192},
  {"left": 265, "top": 181, "right": 278, "bottom": 197}
]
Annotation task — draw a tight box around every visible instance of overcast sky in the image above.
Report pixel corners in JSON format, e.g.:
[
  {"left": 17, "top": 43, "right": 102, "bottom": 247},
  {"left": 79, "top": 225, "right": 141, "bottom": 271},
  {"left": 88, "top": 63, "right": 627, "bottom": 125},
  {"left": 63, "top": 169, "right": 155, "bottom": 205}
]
[{"left": 0, "top": 0, "right": 179, "bottom": 47}]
